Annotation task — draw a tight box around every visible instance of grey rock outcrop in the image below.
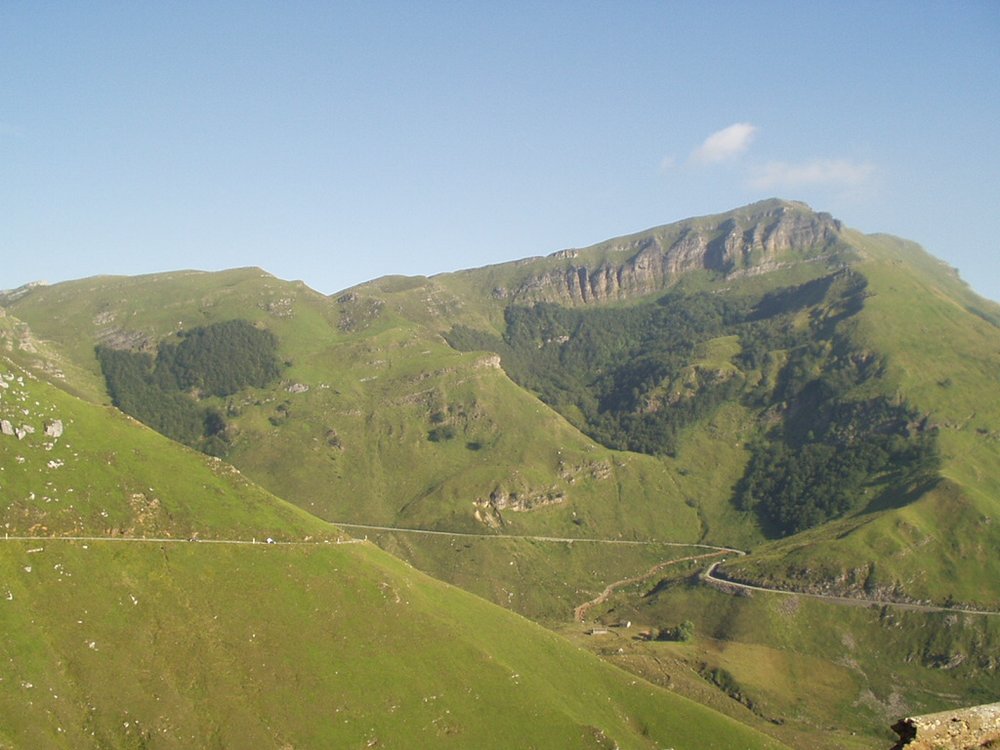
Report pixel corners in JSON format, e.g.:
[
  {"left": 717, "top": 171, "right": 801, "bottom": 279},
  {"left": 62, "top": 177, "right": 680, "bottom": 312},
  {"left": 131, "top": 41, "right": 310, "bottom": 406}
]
[
  {"left": 484, "top": 486, "right": 565, "bottom": 512},
  {"left": 44, "top": 419, "right": 64, "bottom": 438},
  {"left": 96, "top": 328, "right": 153, "bottom": 352},
  {"left": 0, "top": 419, "right": 13, "bottom": 436},
  {"left": 501, "top": 201, "right": 843, "bottom": 306},
  {"left": 891, "top": 702, "right": 1000, "bottom": 749},
  {"left": 0, "top": 280, "right": 48, "bottom": 305},
  {"left": 473, "top": 485, "right": 566, "bottom": 527}
]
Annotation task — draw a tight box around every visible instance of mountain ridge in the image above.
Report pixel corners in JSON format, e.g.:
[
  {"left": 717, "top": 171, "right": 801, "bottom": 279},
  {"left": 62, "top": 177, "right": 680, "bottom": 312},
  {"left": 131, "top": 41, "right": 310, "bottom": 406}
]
[
  {"left": 3, "top": 199, "right": 999, "bottom": 747},
  {"left": 476, "top": 199, "right": 845, "bottom": 305}
]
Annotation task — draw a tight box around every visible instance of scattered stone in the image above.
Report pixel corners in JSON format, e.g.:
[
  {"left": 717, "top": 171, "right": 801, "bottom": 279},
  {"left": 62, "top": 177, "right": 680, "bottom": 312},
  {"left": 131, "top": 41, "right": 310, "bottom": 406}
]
[
  {"left": 262, "top": 297, "right": 294, "bottom": 317},
  {"left": 287, "top": 383, "right": 309, "bottom": 394},
  {"left": 44, "top": 419, "right": 63, "bottom": 438},
  {"left": 0, "top": 420, "right": 13, "bottom": 436}
]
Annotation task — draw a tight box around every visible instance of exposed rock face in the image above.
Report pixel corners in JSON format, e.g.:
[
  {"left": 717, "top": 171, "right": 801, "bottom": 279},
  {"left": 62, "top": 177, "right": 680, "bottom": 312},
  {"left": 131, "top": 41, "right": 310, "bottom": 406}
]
[
  {"left": 44, "top": 419, "right": 64, "bottom": 438},
  {"left": 474, "top": 354, "right": 502, "bottom": 370},
  {"left": 262, "top": 297, "right": 294, "bottom": 317},
  {"left": 503, "top": 202, "right": 843, "bottom": 305},
  {"left": 558, "top": 459, "right": 612, "bottom": 484},
  {"left": 337, "top": 292, "right": 385, "bottom": 332},
  {"left": 96, "top": 327, "right": 153, "bottom": 352},
  {"left": 473, "top": 486, "right": 565, "bottom": 527},
  {"left": 0, "top": 281, "right": 48, "bottom": 305},
  {"left": 891, "top": 702, "right": 1000, "bottom": 749}
]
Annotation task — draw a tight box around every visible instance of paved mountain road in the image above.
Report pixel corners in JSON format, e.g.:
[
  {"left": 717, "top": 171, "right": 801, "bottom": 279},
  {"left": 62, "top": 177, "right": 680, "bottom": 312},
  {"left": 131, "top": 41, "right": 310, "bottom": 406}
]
[
  {"left": 702, "top": 562, "right": 1000, "bottom": 618},
  {"left": 3, "top": 527, "right": 995, "bottom": 618}
]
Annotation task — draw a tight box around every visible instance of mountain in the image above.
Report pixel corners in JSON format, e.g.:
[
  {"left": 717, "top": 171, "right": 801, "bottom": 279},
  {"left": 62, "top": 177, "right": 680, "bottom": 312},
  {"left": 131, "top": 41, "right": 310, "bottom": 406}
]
[
  {"left": 3, "top": 198, "right": 999, "bottom": 747},
  {"left": 0, "top": 325, "right": 785, "bottom": 749}
]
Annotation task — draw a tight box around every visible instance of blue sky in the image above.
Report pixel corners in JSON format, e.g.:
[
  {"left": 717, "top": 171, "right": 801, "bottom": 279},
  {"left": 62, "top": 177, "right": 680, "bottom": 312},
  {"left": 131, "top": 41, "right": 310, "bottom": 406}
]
[{"left": 2, "top": 2, "right": 999, "bottom": 301}]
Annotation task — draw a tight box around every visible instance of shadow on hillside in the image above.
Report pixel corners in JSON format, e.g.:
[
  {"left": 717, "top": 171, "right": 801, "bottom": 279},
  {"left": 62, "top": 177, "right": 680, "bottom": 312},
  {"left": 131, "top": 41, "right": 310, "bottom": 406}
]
[{"left": 856, "top": 474, "right": 943, "bottom": 516}]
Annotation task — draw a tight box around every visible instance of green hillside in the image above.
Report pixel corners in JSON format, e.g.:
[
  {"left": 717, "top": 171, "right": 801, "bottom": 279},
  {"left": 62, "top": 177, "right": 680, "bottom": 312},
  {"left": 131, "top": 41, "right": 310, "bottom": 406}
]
[
  {"left": 4, "top": 198, "right": 1000, "bottom": 746},
  {"left": 0, "top": 326, "right": 784, "bottom": 749},
  {"left": 0, "top": 353, "right": 329, "bottom": 542},
  {"left": 3, "top": 266, "right": 707, "bottom": 545},
  {"left": 0, "top": 539, "right": 790, "bottom": 750},
  {"left": 713, "top": 230, "right": 1000, "bottom": 607}
]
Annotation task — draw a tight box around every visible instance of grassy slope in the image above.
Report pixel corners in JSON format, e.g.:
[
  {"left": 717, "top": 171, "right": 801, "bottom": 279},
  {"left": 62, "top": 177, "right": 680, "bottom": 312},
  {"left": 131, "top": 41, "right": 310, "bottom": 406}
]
[
  {"left": 0, "top": 354, "right": 331, "bottom": 542},
  {"left": 0, "top": 540, "right": 788, "bottom": 750},
  {"left": 0, "top": 332, "right": 785, "bottom": 749},
  {"left": 369, "top": 531, "right": 721, "bottom": 623},
  {"left": 721, "top": 231, "right": 1000, "bottom": 607}
]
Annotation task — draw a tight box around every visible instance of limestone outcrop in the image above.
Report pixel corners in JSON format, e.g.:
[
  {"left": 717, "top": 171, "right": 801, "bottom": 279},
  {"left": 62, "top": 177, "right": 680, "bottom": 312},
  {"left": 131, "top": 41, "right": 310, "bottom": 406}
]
[
  {"left": 500, "top": 201, "right": 843, "bottom": 305},
  {"left": 473, "top": 485, "right": 565, "bottom": 527},
  {"left": 890, "top": 702, "right": 1000, "bottom": 749}
]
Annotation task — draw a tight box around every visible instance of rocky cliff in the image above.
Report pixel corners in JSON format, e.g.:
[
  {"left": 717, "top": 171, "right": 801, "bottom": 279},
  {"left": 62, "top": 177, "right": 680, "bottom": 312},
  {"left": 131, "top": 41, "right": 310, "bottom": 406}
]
[{"left": 496, "top": 200, "right": 844, "bottom": 305}]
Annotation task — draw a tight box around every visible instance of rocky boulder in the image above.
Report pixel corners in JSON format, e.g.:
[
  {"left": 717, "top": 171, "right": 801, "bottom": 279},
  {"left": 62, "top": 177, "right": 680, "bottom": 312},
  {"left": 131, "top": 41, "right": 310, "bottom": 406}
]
[{"left": 891, "top": 702, "right": 1000, "bottom": 749}]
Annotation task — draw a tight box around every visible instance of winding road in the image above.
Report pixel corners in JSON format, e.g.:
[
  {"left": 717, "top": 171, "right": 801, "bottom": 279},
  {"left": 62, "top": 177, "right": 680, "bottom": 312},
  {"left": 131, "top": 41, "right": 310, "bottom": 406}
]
[
  {"left": 333, "top": 523, "right": 1000, "bottom": 619},
  {"left": 573, "top": 551, "right": 728, "bottom": 622},
  {"left": 3, "top": 525, "right": 996, "bottom": 618},
  {"left": 702, "top": 561, "right": 1000, "bottom": 617}
]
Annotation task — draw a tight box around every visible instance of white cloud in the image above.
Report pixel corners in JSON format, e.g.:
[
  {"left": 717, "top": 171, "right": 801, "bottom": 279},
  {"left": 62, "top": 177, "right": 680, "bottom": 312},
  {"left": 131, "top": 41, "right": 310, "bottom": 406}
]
[
  {"left": 691, "top": 123, "right": 757, "bottom": 164},
  {"left": 749, "top": 159, "right": 875, "bottom": 190}
]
